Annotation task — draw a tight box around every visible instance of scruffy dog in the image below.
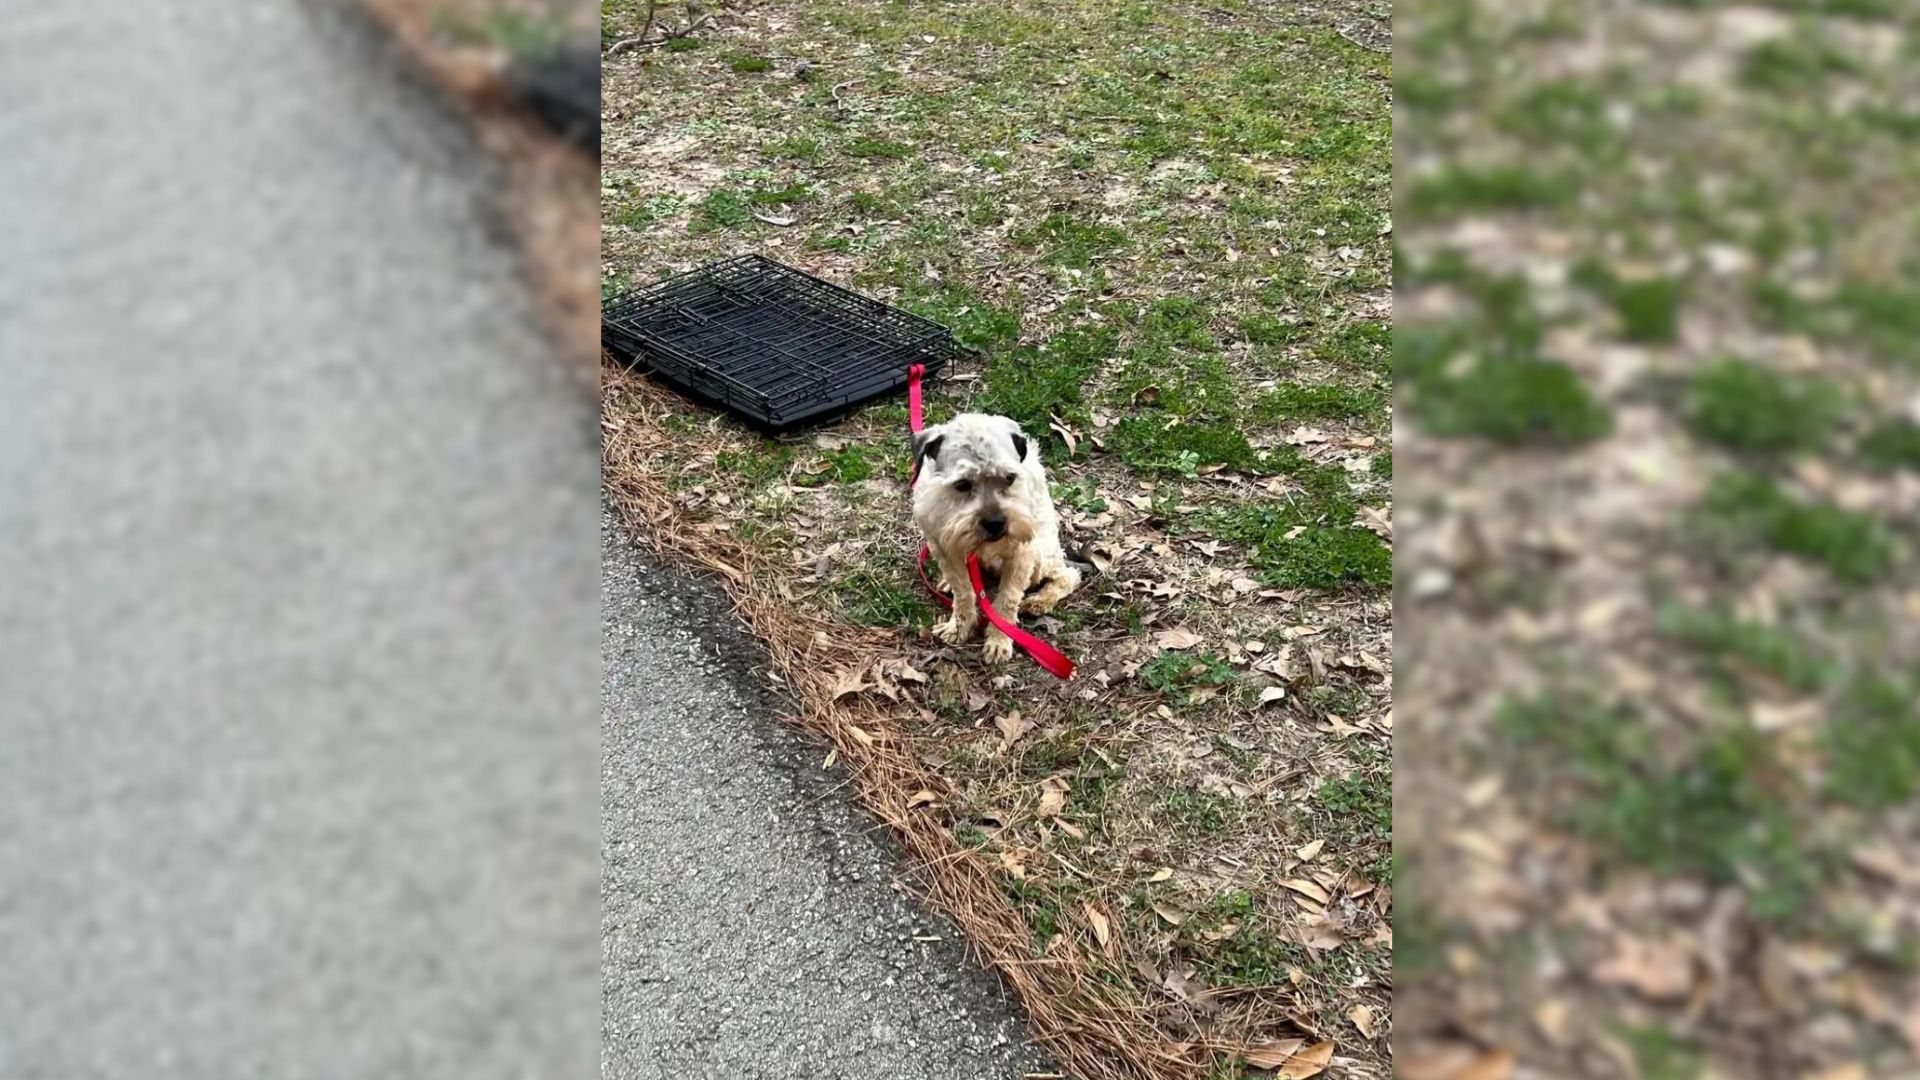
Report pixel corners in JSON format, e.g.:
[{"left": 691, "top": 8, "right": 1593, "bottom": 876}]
[{"left": 912, "top": 413, "right": 1083, "bottom": 662}]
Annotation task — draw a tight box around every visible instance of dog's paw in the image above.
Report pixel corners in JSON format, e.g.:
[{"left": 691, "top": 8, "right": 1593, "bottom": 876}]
[
  {"left": 934, "top": 616, "right": 974, "bottom": 645},
  {"left": 981, "top": 632, "right": 1015, "bottom": 664}
]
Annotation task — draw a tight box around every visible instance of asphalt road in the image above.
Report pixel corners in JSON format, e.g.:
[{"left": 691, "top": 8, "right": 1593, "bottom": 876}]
[
  {"left": 0, "top": 4, "right": 599, "bottom": 1077},
  {"left": 601, "top": 510, "right": 1052, "bottom": 1079}
]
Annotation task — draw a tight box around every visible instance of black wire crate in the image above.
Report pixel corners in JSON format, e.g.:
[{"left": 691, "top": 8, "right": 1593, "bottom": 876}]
[{"left": 602, "top": 255, "right": 960, "bottom": 431}]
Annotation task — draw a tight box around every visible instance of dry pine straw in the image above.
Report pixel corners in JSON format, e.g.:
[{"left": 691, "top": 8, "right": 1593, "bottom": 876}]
[{"left": 605, "top": 365, "right": 1331, "bottom": 1080}]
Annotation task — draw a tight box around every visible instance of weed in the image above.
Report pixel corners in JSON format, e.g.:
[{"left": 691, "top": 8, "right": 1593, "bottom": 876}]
[
  {"left": 694, "top": 189, "right": 753, "bottom": 230},
  {"left": 1309, "top": 770, "right": 1393, "bottom": 879},
  {"left": 725, "top": 51, "right": 771, "bottom": 73},
  {"left": 1110, "top": 416, "right": 1257, "bottom": 475},
  {"left": 609, "top": 193, "right": 687, "bottom": 229},
  {"left": 1139, "top": 651, "right": 1236, "bottom": 700},
  {"left": 1741, "top": 36, "right": 1860, "bottom": 93},
  {"left": 714, "top": 444, "right": 795, "bottom": 487}
]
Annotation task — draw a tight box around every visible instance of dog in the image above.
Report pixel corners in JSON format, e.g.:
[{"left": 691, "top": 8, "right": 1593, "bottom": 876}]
[{"left": 911, "top": 413, "right": 1084, "bottom": 663}]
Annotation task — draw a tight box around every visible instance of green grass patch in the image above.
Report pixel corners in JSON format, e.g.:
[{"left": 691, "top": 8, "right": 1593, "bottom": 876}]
[
  {"left": 714, "top": 444, "right": 796, "bottom": 487},
  {"left": 847, "top": 137, "right": 913, "bottom": 160},
  {"left": 1109, "top": 416, "right": 1256, "bottom": 475},
  {"left": 609, "top": 193, "right": 687, "bottom": 229},
  {"left": 1013, "top": 212, "right": 1129, "bottom": 269},
  {"left": 794, "top": 446, "right": 873, "bottom": 487},
  {"left": 1860, "top": 419, "right": 1920, "bottom": 472},
  {"left": 1684, "top": 359, "right": 1841, "bottom": 454},
  {"left": 1308, "top": 769, "right": 1393, "bottom": 880},
  {"left": 1403, "top": 165, "right": 1578, "bottom": 217},
  {"left": 1740, "top": 35, "right": 1861, "bottom": 93},
  {"left": 1654, "top": 604, "right": 1838, "bottom": 694},
  {"left": 1254, "top": 382, "right": 1388, "bottom": 423},
  {"left": 833, "top": 565, "right": 937, "bottom": 630},
  {"left": 1500, "top": 694, "right": 1821, "bottom": 920},
  {"left": 1703, "top": 472, "right": 1894, "bottom": 583},
  {"left": 725, "top": 51, "right": 772, "bottom": 73},
  {"left": 1399, "top": 330, "right": 1612, "bottom": 444},
  {"left": 1821, "top": 676, "right": 1920, "bottom": 809},
  {"left": 1139, "top": 651, "right": 1237, "bottom": 702},
  {"left": 970, "top": 327, "right": 1111, "bottom": 438},
  {"left": 694, "top": 189, "right": 753, "bottom": 230}
]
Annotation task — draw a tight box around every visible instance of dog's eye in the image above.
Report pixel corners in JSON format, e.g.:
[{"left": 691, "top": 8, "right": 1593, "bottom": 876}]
[{"left": 952, "top": 479, "right": 973, "bottom": 494}]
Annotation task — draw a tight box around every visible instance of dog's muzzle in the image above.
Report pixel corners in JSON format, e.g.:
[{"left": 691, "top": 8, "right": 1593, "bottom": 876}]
[{"left": 980, "top": 514, "right": 1007, "bottom": 540}]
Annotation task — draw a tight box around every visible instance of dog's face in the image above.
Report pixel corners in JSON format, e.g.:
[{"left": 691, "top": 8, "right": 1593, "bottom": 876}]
[{"left": 913, "top": 413, "right": 1039, "bottom": 553}]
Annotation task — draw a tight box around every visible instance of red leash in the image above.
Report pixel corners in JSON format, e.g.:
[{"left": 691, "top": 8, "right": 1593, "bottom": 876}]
[{"left": 907, "top": 365, "right": 1074, "bottom": 680}]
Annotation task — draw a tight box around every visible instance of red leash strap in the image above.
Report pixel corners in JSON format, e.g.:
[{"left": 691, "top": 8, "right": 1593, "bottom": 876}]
[{"left": 906, "top": 365, "right": 1074, "bottom": 680}]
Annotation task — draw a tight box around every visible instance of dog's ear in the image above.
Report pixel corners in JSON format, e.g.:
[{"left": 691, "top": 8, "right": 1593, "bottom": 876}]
[
  {"left": 1010, "top": 431, "right": 1028, "bottom": 461},
  {"left": 912, "top": 430, "right": 944, "bottom": 474}
]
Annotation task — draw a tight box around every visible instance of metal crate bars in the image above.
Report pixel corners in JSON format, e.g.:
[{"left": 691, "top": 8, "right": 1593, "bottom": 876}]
[{"left": 602, "top": 254, "right": 959, "bottom": 430}]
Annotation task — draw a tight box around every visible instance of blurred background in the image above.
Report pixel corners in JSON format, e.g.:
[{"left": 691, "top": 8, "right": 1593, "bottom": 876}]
[
  {"left": 1394, "top": 1, "right": 1920, "bottom": 1077},
  {"left": 0, "top": 2, "right": 599, "bottom": 1077}
]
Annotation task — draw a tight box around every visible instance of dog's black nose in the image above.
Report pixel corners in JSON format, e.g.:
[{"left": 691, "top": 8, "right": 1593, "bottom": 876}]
[{"left": 981, "top": 515, "right": 1007, "bottom": 538}]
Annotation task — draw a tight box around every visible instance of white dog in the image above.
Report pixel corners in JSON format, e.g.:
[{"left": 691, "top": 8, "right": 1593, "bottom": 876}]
[{"left": 911, "top": 413, "right": 1083, "bottom": 662}]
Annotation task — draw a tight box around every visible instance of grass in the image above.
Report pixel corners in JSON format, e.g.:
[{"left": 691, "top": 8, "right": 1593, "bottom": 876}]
[
  {"left": 601, "top": 1, "right": 1394, "bottom": 1072},
  {"left": 1684, "top": 359, "right": 1840, "bottom": 454},
  {"left": 1703, "top": 472, "right": 1894, "bottom": 583},
  {"left": 1403, "top": 165, "right": 1579, "bottom": 216},
  {"left": 968, "top": 327, "right": 1112, "bottom": 439},
  {"left": 1821, "top": 676, "right": 1920, "bottom": 809},
  {"left": 1307, "top": 768, "right": 1392, "bottom": 880},
  {"left": 1655, "top": 604, "right": 1838, "bottom": 694},
  {"left": 1500, "top": 695, "right": 1822, "bottom": 921},
  {"left": 1399, "top": 330, "right": 1612, "bottom": 444},
  {"left": 1860, "top": 419, "right": 1920, "bottom": 472}
]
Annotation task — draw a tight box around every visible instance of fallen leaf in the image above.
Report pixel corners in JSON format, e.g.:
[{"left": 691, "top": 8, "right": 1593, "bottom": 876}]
[
  {"left": 1036, "top": 777, "right": 1070, "bottom": 818},
  {"left": 831, "top": 667, "right": 868, "bottom": 699},
  {"left": 1083, "top": 903, "right": 1113, "bottom": 950},
  {"left": 1277, "top": 1039, "right": 1335, "bottom": 1078},
  {"left": 966, "top": 688, "right": 992, "bottom": 712},
  {"left": 1349, "top": 1003, "right": 1376, "bottom": 1038},
  {"left": 1049, "top": 414, "right": 1079, "bottom": 456},
  {"left": 1231, "top": 576, "right": 1260, "bottom": 594},
  {"left": 1258, "top": 686, "right": 1287, "bottom": 707},
  {"left": 1453, "top": 1050, "right": 1516, "bottom": 1080},
  {"left": 1156, "top": 628, "right": 1204, "bottom": 651},
  {"left": 1283, "top": 879, "right": 1332, "bottom": 905},
  {"left": 1296, "top": 839, "right": 1325, "bottom": 860},
  {"left": 1593, "top": 935, "right": 1693, "bottom": 1001},
  {"left": 1532, "top": 999, "right": 1572, "bottom": 1046},
  {"left": 846, "top": 724, "right": 877, "bottom": 748},
  {"left": 1148, "top": 867, "right": 1174, "bottom": 883},
  {"left": 906, "top": 789, "right": 940, "bottom": 809},
  {"left": 1242, "top": 1038, "right": 1305, "bottom": 1069},
  {"left": 749, "top": 210, "right": 795, "bottom": 226},
  {"left": 1152, "top": 899, "right": 1186, "bottom": 926},
  {"left": 996, "top": 710, "right": 1035, "bottom": 752}
]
